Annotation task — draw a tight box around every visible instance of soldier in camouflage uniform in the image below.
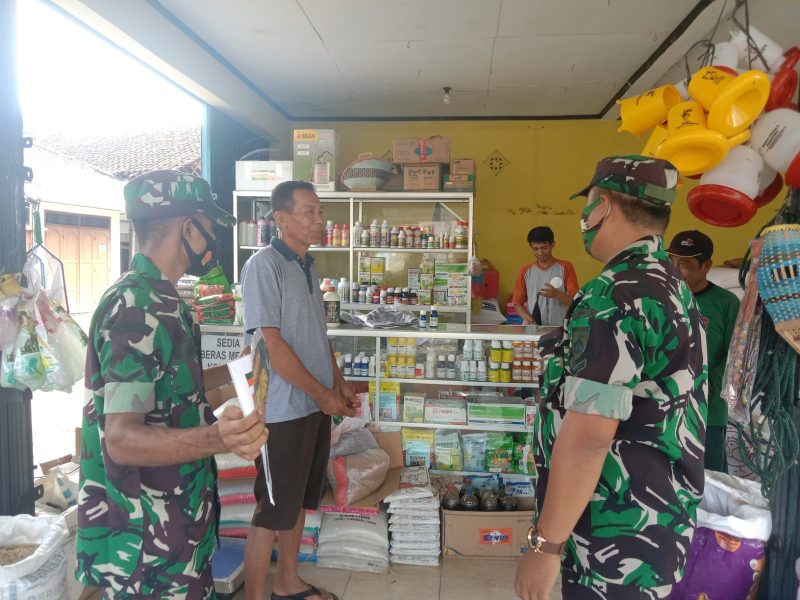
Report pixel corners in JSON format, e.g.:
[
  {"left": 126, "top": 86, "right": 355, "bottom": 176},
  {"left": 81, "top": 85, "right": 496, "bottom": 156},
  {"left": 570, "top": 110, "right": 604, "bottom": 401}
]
[
  {"left": 76, "top": 170, "right": 269, "bottom": 599},
  {"left": 515, "top": 156, "right": 707, "bottom": 600}
]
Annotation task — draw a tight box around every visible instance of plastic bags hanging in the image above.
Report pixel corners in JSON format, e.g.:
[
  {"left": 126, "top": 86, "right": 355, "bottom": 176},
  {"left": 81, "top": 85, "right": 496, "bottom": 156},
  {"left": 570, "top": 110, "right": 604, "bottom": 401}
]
[{"left": 0, "top": 298, "right": 45, "bottom": 391}]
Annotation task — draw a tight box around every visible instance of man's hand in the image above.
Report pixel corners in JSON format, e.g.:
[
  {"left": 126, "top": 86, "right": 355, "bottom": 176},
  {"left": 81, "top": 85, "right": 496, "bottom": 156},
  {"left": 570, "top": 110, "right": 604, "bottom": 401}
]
[
  {"left": 217, "top": 405, "right": 268, "bottom": 461},
  {"left": 316, "top": 388, "right": 357, "bottom": 417},
  {"left": 521, "top": 315, "right": 534, "bottom": 325},
  {"left": 540, "top": 285, "right": 570, "bottom": 306},
  {"left": 335, "top": 381, "right": 362, "bottom": 414},
  {"left": 514, "top": 551, "right": 561, "bottom": 600}
]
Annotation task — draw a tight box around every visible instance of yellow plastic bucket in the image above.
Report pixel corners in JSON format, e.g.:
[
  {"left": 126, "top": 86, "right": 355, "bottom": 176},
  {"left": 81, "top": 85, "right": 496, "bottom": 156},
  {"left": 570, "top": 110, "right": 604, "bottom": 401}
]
[
  {"left": 642, "top": 124, "right": 669, "bottom": 157},
  {"left": 617, "top": 85, "right": 682, "bottom": 136},
  {"left": 688, "top": 67, "right": 736, "bottom": 110}
]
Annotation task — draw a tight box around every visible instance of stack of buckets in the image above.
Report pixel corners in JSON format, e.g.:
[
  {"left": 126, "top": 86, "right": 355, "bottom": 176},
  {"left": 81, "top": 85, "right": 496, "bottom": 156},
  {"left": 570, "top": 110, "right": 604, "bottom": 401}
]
[{"left": 617, "top": 26, "right": 800, "bottom": 227}]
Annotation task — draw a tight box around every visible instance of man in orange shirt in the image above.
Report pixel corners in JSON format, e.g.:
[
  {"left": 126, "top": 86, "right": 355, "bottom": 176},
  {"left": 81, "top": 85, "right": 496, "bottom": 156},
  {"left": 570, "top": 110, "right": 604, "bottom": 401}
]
[{"left": 512, "top": 227, "right": 579, "bottom": 326}]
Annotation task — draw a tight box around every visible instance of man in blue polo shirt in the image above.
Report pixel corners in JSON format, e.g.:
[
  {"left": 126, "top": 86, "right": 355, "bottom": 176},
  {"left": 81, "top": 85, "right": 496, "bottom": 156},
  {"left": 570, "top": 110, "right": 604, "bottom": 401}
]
[{"left": 241, "top": 180, "right": 357, "bottom": 600}]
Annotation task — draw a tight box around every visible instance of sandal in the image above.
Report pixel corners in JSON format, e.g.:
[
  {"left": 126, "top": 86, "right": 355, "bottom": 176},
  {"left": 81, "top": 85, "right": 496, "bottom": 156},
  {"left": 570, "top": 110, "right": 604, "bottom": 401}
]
[{"left": 271, "top": 584, "right": 339, "bottom": 600}]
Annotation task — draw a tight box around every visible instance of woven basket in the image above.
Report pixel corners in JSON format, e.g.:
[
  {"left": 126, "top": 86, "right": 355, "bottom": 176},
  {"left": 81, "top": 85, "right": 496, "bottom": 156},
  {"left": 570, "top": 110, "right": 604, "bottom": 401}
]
[
  {"left": 341, "top": 154, "right": 394, "bottom": 191},
  {"left": 756, "top": 224, "right": 800, "bottom": 352}
]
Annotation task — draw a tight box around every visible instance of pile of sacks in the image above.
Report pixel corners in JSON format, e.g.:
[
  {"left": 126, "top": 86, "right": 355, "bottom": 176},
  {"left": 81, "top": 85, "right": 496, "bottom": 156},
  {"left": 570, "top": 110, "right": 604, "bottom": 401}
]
[
  {"left": 385, "top": 466, "right": 441, "bottom": 566},
  {"left": 316, "top": 512, "right": 389, "bottom": 573},
  {"left": 327, "top": 424, "right": 389, "bottom": 509}
]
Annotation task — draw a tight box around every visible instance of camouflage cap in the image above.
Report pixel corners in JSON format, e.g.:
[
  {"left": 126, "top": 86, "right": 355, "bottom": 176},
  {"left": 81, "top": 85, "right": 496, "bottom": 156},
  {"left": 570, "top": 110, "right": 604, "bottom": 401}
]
[
  {"left": 124, "top": 170, "right": 235, "bottom": 227},
  {"left": 569, "top": 155, "right": 680, "bottom": 206}
]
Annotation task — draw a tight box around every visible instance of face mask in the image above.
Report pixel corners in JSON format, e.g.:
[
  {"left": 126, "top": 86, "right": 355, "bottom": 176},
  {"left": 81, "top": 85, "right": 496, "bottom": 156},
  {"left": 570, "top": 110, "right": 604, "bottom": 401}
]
[
  {"left": 580, "top": 197, "right": 610, "bottom": 254},
  {"left": 183, "top": 217, "right": 218, "bottom": 276}
]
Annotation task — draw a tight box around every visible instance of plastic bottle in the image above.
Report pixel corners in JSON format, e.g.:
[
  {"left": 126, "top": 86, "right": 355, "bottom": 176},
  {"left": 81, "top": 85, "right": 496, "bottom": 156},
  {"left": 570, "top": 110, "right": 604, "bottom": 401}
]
[
  {"left": 380, "top": 220, "right": 390, "bottom": 247},
  {"left": 429, "top": 306, "right": 439, "bottom": 328},
  {"left": 246, "top": 220, "right": 257, "bottom": 246},
  {"left": 490, "top": 340, "right": 502, "bottom": 363},
  {"left": 418, "top": 309, "right": 427, "bottom": 328},
  {"left": 342, "top": 224, "right": 350, "bottom": 248},
  {"left": 415, "top": 361, "right": 425, "bottom": 378},
  {"left": 449, "top": 233, "right": 456, "bottom": 249},
  {"left": 447, "top": 354, "right": 456, "bottom": 380},
  {"left": 238, "top": 219, "right": 248, "bottom": 246},
  {"left": 370, "top": 219, "right": 380, "bottom": 247},
  {"left": 478, "top": 361, "right": 487, "bottom": 382},
  {"left": 500, "top": 362, "right": 512, "bottom": 383},
  {"left": 319, "top": 277, "right": 333, "bottom": 293},
  {"left": 332, "top": 223, "right": 341, "bottom": 247},
  {"left": 268, "top": 218, "right": 277, "bottom": 241},
  {"left": 414, "top": 227, "right": 422, "bottom": 248},
  {"left": 522, "top": 361, "right": 532, "bottom": 382},
  {"left": 460, "top": 360, "right": 470, "bottom": 382},
  {"left": 420, "top": 229, "right": 428, "bottom": 249},
  {"left": 512, "top": 360, "right": 523, "bottom": 382},
  {"left": 390, "top": 226, "right": 399, "bottom": 248},
  {"left": 338, "top": 277, "right": 349, "bottom": 303},
  {"left": 398, "top": 227, "right": 406, "bottom": 248},
  {"left": 323, "top": 286, "right": 340, "bottom": 328},
  {"left": 425, "top": 348, "right": 436, "bottom": 379},
  {"left": 473, "top": 339, "right": 483, "bottom": 361},
  {"left": 256, "top": 215, "right": 268, "bottom": 246},
  {"left": 463, "top": 339, "right": 473, "bottom": 360},
  {"left": 488, "top": 361, "right": 500, "bottom": 383},
  {"left": 436, "top": 355, "right": 447, "bottom": 379},
  {"left": 387, "top": 337, "right": 398, "bottom": 357},
  {"left": 361, "top": 228, "right": 370, "bottom": 248},
  {"left": 469, "top": 361, "right": 478, "bottom": 381},
  {"left": 501, "top": 341, "right": 514, "bottom": 364},
  {"left": 352, "top": 221, "right": 363, "bottom": 246},
  {"left": 369, "top": 355, "right": 376, "bottom": 377},
  {"left": 454, "top": 221, "right": 468, "bottom": 249},
  {"left": 386, "top": 287, "right": 395, "bottom": 305}
]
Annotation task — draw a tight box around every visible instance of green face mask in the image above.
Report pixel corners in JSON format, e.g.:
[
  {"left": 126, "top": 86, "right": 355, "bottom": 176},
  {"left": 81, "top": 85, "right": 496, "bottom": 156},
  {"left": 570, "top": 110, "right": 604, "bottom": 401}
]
[{"left": 580, "top": 197, "right": 608, "bottom": 254}]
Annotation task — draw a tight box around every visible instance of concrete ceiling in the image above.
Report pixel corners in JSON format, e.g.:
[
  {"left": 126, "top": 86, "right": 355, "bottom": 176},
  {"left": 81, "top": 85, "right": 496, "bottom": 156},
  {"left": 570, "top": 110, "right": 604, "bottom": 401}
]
[{"left": 46, "top": 0, "right": 799, "bottom": 139}]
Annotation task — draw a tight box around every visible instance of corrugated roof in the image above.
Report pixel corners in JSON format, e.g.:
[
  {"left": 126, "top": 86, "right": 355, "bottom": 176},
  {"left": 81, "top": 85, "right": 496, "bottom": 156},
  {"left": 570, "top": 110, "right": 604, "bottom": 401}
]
[{"left": 34, "top": 126, "right": 201, "bottom": 181}]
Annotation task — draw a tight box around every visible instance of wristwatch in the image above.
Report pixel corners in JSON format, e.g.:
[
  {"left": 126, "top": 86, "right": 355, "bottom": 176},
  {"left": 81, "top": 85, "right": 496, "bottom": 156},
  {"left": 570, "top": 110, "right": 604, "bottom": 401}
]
[{"left": 527, "top": 525, "right": 567, "bottom": 555}]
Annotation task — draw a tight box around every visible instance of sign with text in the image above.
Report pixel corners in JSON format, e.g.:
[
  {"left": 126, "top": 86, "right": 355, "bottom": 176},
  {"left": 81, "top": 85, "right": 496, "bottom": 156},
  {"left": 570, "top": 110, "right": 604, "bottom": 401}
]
[{"left": 200, "top": 330, "right": 243, "bottom": 369}]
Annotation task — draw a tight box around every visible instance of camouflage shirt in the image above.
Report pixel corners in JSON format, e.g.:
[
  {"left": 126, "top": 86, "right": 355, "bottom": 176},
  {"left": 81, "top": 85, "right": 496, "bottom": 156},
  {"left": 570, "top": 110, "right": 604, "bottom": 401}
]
[
  {"left": 536, "top": 236, "right": 707, "bottom": 591},
  {"left": 76, "top": 253, "right": 218, "bottom": 599}
]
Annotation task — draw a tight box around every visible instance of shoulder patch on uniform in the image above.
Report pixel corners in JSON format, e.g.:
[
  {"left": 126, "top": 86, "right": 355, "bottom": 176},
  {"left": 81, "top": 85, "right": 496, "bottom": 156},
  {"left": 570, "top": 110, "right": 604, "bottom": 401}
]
[{"left": 570, "top": 326, "right": 590, "bottom": 374}]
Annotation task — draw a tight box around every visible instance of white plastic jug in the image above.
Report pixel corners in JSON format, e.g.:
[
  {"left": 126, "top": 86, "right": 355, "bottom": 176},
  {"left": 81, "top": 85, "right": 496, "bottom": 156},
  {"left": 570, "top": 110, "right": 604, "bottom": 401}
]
[
  {"left": 730, "top": 25, "right": 785, "bottom": 71},
  {"left": 700, "top": 145, "right": 763, "bottom": 198},
  {"left": 750, "top": 108, "right": 800, "bottom": 173},
  {"left": 712, "top": 41, "right": 740, "bottom": 71}
]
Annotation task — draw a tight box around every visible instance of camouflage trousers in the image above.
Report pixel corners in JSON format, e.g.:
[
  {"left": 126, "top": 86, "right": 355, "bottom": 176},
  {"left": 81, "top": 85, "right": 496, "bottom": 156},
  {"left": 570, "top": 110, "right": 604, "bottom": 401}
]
[
  {"left": 562, "top": 576, "right": 672, "bottom": 599},
  {"left": 100, "top": 566, "right": 215, "bottom": 599}
]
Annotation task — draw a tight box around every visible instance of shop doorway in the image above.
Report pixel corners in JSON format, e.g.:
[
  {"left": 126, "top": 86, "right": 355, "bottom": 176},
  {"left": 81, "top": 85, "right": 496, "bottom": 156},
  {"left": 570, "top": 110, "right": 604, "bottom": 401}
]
[{"left": 44, "top": 210, "right": 110, "bottom": 313}]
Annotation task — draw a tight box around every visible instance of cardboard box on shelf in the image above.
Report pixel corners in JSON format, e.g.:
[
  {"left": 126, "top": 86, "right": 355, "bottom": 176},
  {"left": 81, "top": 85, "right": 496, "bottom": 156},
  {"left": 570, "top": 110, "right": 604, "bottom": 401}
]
[
  {"left": 393, "top": 136, "right": 451, "bottom": 164},
  {"left": 235, "top": 161, "right": 293, "bottom": 191},
  {"left": 370, "top": 257, "right": 386, "bottom": 286},
  {"left": 468, "top": 397, "right": 526, "bottom": 426},
  {"left": 293, "top": 129, "right": 337, "bottom": 192},
  {"left": 443, "top": 174, "right": 475, "bottom": 192},
  {"left": 443, "top": 510, "right": 535, "bottom": 558},
  {"left": 402, "top": 164, "right": 442, "bottom": 191},
  {"left": 358, "top": 256, "right": 371, "bottom": 284},
  {"left": 424, "top": 398, "right": 467, "bottom": 425},
  {"left": 403, "top": 394, "right": 426, "bottom": 423},
  {"left": 451, "top": 158, "right": 476, "bottom": 175}
]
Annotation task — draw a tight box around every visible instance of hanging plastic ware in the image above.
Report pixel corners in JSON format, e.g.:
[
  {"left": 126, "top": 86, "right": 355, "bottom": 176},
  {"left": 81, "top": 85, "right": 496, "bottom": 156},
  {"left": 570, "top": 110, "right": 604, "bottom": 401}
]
[
  {"left": 752, "top": 162, "right": 784, "bottom": 208},
  {"left": 687, "top": 145, "right": 763, "bottom": 227},
  {"left": 729, "top": 25, "right": 786, "bottom": 71},
  {"left": 756, "top": 225, "right": 800, "bottom": 354},
  {"left": 750, "top": 108, "right": 800, "bottom": 187},
  {"left": 688, "top": 67, "right": 770, "bottom": 138},
  {"left": 656, "top": 100, "right": 748, "bottom": 176},
  {"left": 616, "top": 84, "right": 681, "bottom": 136},
  {"left": 641, "top": 124, "right": 669, "bottom": 157},
  {"left": 710, "top": 41, "right": 741, "bottom": 72}
]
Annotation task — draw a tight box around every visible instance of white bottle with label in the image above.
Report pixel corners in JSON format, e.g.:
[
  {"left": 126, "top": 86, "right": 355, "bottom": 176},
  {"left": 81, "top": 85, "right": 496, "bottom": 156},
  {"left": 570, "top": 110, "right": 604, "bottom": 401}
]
[
  {"left": 380, "top": 220, "right": 390, "bottom": 248},
  {"left": 323, "top": 286, "right": 340, "bottom": 328},
  {"left": 352, "top": 221, "right": 363, "bottom": 246},
  {"left": 338, "top": 277, "right": 349, "bottom": 303}
]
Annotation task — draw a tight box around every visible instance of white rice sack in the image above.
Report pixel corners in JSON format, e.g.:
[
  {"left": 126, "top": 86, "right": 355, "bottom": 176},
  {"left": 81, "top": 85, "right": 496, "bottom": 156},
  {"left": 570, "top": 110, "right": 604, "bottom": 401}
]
[
  {"left": 387, "top": 496, "right": 440, "bottom": 511},
  {"left": 390, "top": 545, "right": 440, "bottom": 557},
  {"left": 317, "top": 555, "right": 388, "bottom": 574},
  {"left": 389, "top": 514, "right": 439, "bottom": 525},
  {"left": 327, "top": 448, "right": 390, "bottom": 508},
  {"left": 304, "top": 510, "right": 322, "bottom": 531},
  {"left": 318, "top": 512, "right": 388, "bottom": 549},
  {"left": 220, "top": 503, "right": 255, "bottom": 523},
  {"left": 387, "top": 506, "right": 440, "bottom": 517},
  {"left": 390, "top": 530, "right": 440, "bottom": 543},
  {"left": 383, "top": 466, "right": 433, "bottom": 503},
  {"left": 391, "top": 554, "right": 439, "bottom": 567},
  {"left": 317, "top": 540, "right": 389, "bottom": 563},
  {"left": 391, "top": 540, "right": 440, "bottom": 551}
]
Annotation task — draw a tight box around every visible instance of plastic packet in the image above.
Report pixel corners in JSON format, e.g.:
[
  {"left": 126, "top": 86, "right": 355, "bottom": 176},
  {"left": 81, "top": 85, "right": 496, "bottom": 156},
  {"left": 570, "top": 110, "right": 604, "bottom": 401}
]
[
  {"left": 194, "top": 265, "right": 231, "bottom": 297},
  {"left": 0, "top": 274, "right": 23, "bottom": 351},
  {"left": 485, "top": 432, "right": 514, "bottom": 473},
  {"left": 402, "top": 428, "right": 435, "bottom": 468},
  {"left": 462, "top": 433, "right": 487, "bottom": 472},
  {"left": 0, "top": 300, "right": 45, "bottom": 391},
  {"left": 513, "top": 432, "right": 536, "bottom": 475},
  {"left": 434, "top": 430, "right": 462, "bottom": 471}
]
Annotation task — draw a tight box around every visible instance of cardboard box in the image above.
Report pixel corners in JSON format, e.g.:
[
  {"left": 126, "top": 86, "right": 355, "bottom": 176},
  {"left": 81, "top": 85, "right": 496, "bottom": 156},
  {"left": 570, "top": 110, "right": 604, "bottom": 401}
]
[
  {"left": 235, "top": 161, "right": 293, "bottom": 191},
  {"left": 468, "top": 398, "right": 526, "bottom": 426},
  {"left": 402, "top": 164, "right": 442, "bottom": 191},
  {"left": 451, "top": 158, "right": 475, "bottom": 175},
  {"left": 393, "top": 136, "right": 451, "bottom": 164},
  {"left": 443, "top": 174, "right": 475, "bottom": 192},
  {"left": 424, "top": 398, "right": 467, "bottom": 425},
  {"left": 293, "top": 129, "right": 337, "bottom": 192},
  {"left": 443, "top": 510, "right": 535, "bottom": 558}
]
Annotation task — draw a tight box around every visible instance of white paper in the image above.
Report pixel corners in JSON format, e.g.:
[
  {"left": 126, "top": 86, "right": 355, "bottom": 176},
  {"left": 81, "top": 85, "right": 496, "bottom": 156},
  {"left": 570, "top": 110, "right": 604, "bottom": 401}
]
[{"left": 227, "top": 354, "right": 274, "bottom": 505}]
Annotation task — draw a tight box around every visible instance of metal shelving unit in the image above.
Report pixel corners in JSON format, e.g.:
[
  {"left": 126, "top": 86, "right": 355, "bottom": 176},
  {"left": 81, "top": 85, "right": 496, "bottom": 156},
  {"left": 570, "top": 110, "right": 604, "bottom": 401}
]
[{"left": 232, "top": 190, "right": 474, "bottom": 324}]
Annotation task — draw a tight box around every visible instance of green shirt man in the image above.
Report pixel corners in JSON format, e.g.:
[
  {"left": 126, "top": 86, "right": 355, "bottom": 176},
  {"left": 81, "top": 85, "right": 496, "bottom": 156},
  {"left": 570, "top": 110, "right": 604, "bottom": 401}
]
[
  {"left": 76, "top": 171, "right": 268, "bottom": 598},
  {"left": 668, "top": 230, "right": 740, "bottom": 472}
]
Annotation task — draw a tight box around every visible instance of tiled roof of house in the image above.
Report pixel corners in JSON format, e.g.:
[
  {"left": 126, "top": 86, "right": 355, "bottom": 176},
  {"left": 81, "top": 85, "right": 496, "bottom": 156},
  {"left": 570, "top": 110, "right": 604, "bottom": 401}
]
[{"left": 35, "top": 126, "right": 201, "bottom": 181}]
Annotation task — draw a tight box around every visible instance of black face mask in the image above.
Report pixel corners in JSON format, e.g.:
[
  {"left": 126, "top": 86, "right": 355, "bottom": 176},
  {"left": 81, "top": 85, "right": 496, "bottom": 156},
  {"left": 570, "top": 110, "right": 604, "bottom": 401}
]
[{"left": 183, "top": 217, "right": 218, "bottom": 277}]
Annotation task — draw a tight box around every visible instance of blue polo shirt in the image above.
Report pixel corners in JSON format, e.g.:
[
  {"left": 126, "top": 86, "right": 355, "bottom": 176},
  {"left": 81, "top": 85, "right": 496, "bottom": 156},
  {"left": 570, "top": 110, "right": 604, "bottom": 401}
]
[{"left": 241, "top": 238, "right": 333, "bottom": 423}]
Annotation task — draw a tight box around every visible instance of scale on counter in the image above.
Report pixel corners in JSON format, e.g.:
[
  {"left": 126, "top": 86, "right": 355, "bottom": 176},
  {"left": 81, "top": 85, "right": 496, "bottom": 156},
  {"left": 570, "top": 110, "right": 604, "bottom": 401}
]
[{"left": 212, "top": 537, "right": 247, "bottom": 598}]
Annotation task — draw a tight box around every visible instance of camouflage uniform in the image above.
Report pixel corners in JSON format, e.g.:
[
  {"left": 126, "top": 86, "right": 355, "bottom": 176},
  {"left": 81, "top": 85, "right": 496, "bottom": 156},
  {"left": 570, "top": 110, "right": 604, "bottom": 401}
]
[
  {"left": 77, "top": 171, "right": 234, "bottom": 599},
  {"left": 536, "top": 156, "right": 708, "bottom": 598}
]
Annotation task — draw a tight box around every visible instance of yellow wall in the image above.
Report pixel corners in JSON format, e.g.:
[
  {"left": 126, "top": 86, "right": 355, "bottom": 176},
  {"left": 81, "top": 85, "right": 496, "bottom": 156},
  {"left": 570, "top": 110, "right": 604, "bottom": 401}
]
[{"left": 301, "top": 119, "right": 779, "bottom": 301}]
